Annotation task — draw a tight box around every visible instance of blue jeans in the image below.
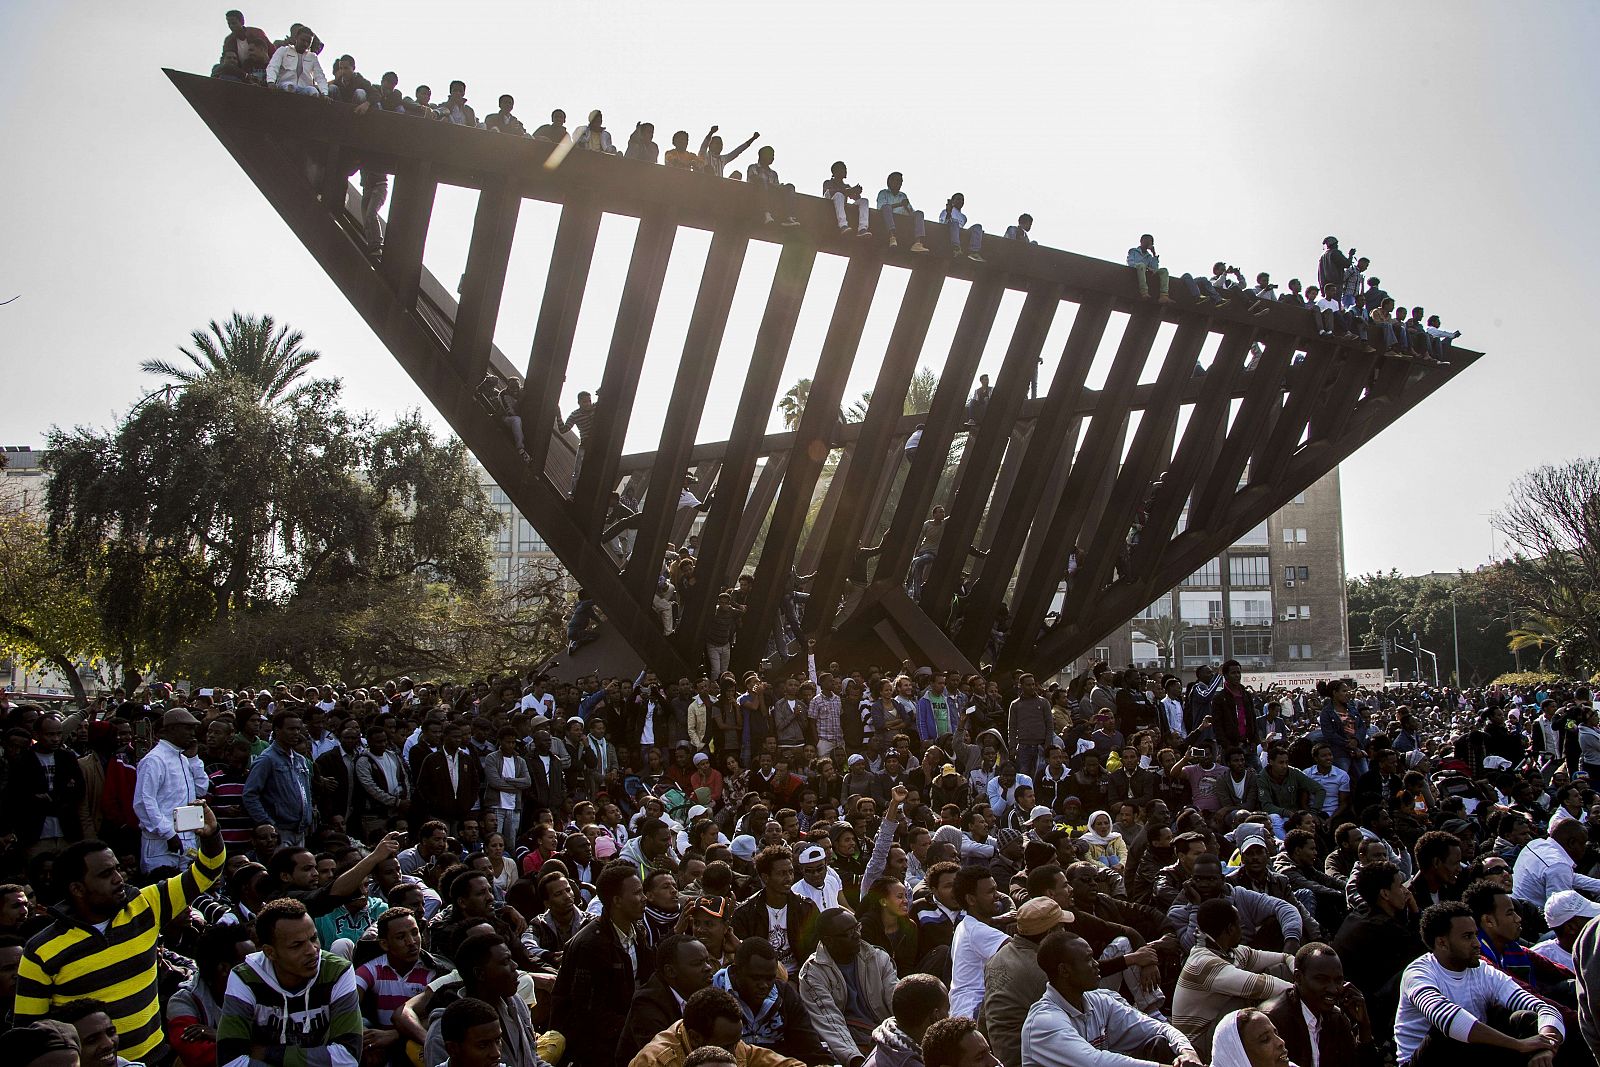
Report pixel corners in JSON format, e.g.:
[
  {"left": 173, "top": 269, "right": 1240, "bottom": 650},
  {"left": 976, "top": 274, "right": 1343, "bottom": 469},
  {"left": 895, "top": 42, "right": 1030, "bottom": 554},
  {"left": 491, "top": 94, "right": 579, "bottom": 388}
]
[
  {"left": 276, "top": 83, "right": 323, "bottom": 97},
  {"left": 1014, "top": 742, "right": 1044, "bottom": 779},
  {"left": 1181, "top": 273, "right": 1224, "bottom": 302},
  {"left": 947, "top": 219, "right": 983, "bottom": 252},
  {"left": 882, "top": 208, "right": 926, "bottom": 242}
]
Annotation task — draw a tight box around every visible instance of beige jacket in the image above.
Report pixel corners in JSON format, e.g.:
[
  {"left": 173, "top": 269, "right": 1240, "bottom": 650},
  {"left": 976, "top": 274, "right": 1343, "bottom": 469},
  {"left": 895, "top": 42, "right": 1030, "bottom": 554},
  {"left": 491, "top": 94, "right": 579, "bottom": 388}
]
[
  {"left": 797, "top": 940, "right": 898, "bottom": 1064},
  {"left": 629, "top": 1020, "right": 806, "bottom": 1067}
]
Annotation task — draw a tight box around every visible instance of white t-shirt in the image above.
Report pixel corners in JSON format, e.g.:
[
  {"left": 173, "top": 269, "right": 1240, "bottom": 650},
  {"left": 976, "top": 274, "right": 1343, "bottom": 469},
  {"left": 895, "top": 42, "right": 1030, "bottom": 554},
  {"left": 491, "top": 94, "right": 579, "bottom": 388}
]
[
  {"left": 949, "top": 914, "right": 1009, "bottom": 1018},
  {"left": 767, "top": 904, "right": 794, "bottom": 970},
  {"left": 791, "top": 871, "right": 843, "bottom": 911}
]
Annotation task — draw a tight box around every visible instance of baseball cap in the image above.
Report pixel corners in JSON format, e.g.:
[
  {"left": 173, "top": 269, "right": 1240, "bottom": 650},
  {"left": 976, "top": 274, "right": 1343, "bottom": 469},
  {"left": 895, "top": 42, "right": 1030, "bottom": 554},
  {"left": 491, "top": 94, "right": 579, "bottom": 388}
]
[
  {"left": 1029, "top": 805, "right": 1055, "bottom": 823},
  {"left": 939, "top": 763, "right": 960, "bottom": 779},
  {"left": 1016, "top": 896, "right": 1072, "bottom": 936},
  {"left": 1546, "top": 889, "right": 1600, "bottom": 929},
  {"left": 847, "top": 754, "right": 866, "bottom": 767},
  {"left": 729, "top": 835, "right": 759, "bottom": 861},
  {"left": 687, "top": 804, "right": 711, "bottom": 821},
  {"left": 797, "top": 845, "right": 827, "bottom": 866},
  {"left": 1240, "top": 837, "right": 1269, "bottom": 854}
]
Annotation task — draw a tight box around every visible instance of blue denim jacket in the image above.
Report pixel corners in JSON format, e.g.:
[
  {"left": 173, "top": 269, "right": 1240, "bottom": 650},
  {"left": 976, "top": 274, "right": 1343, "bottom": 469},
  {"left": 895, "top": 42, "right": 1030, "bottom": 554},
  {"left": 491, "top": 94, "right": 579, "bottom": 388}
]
[
  {"left": 1127, "top": 246, "right": 1160, "bottom": 270},
  {"left": 242, "top": 742, "right": 313, "bottom": 832}
]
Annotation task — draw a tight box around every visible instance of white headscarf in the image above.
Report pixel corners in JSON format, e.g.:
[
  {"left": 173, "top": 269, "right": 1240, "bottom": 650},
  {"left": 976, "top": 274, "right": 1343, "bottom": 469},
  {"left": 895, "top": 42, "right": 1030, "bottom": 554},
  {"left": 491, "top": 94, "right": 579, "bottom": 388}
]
[
  {"left": 1212, "top": 1009, "right": 1299, "bottom": 1067},
  {"left": 1210, "top": 1010, "right": 1253, "bottom": 1067},
  {"left": 1079, "top": 809, "right": 1121, "bottom": 847}
]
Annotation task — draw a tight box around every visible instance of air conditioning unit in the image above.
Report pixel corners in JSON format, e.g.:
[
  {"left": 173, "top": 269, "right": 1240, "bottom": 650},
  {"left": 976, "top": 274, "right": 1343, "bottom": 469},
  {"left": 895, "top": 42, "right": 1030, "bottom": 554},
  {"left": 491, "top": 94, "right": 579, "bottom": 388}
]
[
  {"left": 1279, "top": 613, "right": 1291, "bottom": 621},
  {"left": 1284, "top": 579, "right": 1296, "bottom": 587}
]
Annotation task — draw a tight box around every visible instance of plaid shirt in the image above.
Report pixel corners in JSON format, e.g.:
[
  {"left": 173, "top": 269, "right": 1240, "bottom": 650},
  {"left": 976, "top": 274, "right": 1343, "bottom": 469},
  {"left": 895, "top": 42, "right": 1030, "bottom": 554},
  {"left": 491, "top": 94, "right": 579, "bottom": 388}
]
[{"left": 809, "top": 691, "right": 844, "bottom": 744}]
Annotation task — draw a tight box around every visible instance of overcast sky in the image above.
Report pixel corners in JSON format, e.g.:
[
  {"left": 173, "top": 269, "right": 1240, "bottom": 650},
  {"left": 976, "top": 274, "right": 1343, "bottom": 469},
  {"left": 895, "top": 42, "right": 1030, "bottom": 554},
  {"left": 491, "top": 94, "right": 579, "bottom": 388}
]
[{"left": 2, "top": 1, "right": 1595, "bottom": 578}]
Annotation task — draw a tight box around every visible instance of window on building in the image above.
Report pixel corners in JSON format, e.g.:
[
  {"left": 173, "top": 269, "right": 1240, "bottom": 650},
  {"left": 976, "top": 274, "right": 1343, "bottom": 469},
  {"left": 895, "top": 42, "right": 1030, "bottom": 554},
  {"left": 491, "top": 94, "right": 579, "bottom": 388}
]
[
  {"left": 1180, "top": 632, "right": 1225, "bottom": 667},
  {"left": 1180, "top": 592, "right": 1222, "bottom": 625},
  {"left": 1233, "top": 632, "right": 1272, "bottom": 661},
  {"left": 1182, "top": 558, "right": 1221, "bottom": 587},
  {"left": 1091, "top": 646, "right": 1111, "bottom": 663},
  {"left": 1297, "top": 565, "right": 1310, "bottom": 581},
  {"left": 1281, "top": 527, "right": 1308, "bottom": 544},
  {"left": 1298, "top": 604, "right": 1311, "bottom": 620},
  {"left": 1230, "top": 594, "right": 1271, "bottom": 626},
  {"left": 1229, "top": 555, "right": 1271, "bottom": 586},
  {"left": 494, "top": 502, "right": 513, "bottom": 551},
  {"left": 494, "top": 555, "right": 512, "bottom": 585},
  {"left": 1292, "top": 491, "right": 1307, "bottom": 505},
  {"left": 489, "top": 486, "right": 509, "bottom": 506},
  {"left": 1236, "top": 521, "right": 1270, "bottom": 547},
  {"left": 1135, "top": 595, "right": 1173, "bottom": 620},
  {"left": 517, "top": 515, "right": 548, "bottom": 553}
]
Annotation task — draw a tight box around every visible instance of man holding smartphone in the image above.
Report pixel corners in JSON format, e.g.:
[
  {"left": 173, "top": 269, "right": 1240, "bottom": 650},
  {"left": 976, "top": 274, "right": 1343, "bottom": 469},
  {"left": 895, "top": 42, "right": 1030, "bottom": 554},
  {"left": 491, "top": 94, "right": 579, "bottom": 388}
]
[{"left": 133, "top": 708, "right": 210, "bottom": 875}]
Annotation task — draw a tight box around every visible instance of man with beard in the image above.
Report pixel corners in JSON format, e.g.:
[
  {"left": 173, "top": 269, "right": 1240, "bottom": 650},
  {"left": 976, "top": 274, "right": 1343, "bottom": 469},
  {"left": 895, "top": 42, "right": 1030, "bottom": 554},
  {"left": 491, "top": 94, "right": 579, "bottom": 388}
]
[{"left": 1396, "top": 901, "right": 1563, "bottom": 1067}]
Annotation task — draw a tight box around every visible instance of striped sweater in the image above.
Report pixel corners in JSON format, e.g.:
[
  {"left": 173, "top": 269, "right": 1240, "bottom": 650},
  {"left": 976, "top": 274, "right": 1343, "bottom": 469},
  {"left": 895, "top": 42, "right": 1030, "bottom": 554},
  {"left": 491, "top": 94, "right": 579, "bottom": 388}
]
[
  {"left": 1170, "top": 939, "right": 1293, "bottom": 1057},
  {"left": 15, "top": 836, "right": 225, "bottom": 1061},
  {"left": 218, "top": 950, "right": 362, "bottom": 1067}
]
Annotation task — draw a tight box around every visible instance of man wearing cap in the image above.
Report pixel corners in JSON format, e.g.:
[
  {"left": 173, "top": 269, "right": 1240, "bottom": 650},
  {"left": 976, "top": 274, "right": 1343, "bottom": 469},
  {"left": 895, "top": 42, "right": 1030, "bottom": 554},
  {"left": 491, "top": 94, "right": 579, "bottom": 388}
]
[
  {"left": 1534, "top": 889, "right": 1600, "bottom": 973},
  {"left": 799, "top": 908, "right": 898, "bottom": 1067},
  {"left": 981, "top": 896, "right": 1070, "bottom": 1067},
  {"left": 1023, "top": 929, "right": 1200, "bottom": 1067},
  {"left": 793, "top": 844, "right": 845, "bottom": 910},
  {"left": 133, "top": 707, "right": 210, "bottom": 873}
]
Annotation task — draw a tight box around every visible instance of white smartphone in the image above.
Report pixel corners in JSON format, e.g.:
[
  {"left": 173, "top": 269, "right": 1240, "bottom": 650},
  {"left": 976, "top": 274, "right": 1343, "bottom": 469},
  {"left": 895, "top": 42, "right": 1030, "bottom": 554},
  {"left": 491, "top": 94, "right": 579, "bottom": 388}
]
[{"left": 174, "top": 804, "right": 205, "bottom": 833}]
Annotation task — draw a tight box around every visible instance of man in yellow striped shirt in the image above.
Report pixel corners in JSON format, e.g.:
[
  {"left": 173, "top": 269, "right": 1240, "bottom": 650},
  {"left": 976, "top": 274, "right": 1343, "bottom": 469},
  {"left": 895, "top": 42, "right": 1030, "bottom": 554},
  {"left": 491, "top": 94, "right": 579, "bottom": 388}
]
[{"left": 15, "top": 801, "right": 225, "bottom": 1062}]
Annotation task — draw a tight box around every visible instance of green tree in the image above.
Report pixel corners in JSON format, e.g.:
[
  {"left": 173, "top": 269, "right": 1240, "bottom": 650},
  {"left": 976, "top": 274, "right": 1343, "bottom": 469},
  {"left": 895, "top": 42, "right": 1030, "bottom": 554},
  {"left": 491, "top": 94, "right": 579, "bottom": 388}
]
[
  {"left": 0, "top": 504, "right": 104, "bottom": 705},
  {"left": 140, "top": 312, "right": 326, "bottom": 407},
  {"left": 1347, "top": 568, "right": 1515, "bottom": 685},
  {"left": 44, "top": 376, "right": 495, "bottom": 683}
]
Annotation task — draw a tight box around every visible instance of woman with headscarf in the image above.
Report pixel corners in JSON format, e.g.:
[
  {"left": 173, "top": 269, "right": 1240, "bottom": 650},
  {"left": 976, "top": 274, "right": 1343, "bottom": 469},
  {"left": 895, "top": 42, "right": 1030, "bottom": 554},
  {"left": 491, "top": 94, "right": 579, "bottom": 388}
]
[
  {"left": 1077, "top": 809, "right": 1130, "bottom": 881},
  {"left": 1211, "top": 1008, "right": 1295, "bottom": 1067}
]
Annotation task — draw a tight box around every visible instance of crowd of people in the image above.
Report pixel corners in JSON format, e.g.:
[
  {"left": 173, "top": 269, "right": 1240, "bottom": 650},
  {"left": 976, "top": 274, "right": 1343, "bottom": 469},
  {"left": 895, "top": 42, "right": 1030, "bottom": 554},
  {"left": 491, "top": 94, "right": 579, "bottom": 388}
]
[
  {"left": 13, "top": 14, "right": 1519, "bottom": 1067},
  {"left": 0, "top": 665, "right": 1598, "bottom": 1067}
]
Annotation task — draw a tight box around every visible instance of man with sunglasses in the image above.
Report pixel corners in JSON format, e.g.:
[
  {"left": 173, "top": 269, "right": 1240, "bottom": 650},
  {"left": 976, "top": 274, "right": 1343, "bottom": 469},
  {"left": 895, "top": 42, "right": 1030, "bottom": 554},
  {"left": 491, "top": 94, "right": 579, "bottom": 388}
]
[{"left": 800, "top": 908, "right": 897, "bottom": 1067}]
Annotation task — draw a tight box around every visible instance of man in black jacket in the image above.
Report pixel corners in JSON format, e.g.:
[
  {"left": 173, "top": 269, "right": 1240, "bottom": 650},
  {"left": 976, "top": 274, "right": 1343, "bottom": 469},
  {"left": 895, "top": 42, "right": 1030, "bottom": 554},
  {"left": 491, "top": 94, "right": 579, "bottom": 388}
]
[
  {"left": 9, "top": 713, "right": 85, "bottom": 856},
  {"left": 524, "top": 718, "right": 566, "bottom": 819},
  {"left": 731, "top": 845, "right": 820, "bottom": 972},
  {"left": 551, "top": 862, "right": 655, "bottom": 1067},
  {"left": 616, "top": 933, "right": 714, "bottom": 1066},
  {"left": 1210, "top": 660, "right": 1260, "bottom": 751}
]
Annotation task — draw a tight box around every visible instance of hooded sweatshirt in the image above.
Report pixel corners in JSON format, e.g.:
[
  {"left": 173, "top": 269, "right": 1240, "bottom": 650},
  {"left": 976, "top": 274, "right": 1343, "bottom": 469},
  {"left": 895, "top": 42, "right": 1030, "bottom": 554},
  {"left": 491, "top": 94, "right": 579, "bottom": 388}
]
[
  {"left": 863, "top": 1017, "right": 925, "bottom": 1067},
  {"left": 217, "top": 949, "right": 362, "bottom": 1067}
]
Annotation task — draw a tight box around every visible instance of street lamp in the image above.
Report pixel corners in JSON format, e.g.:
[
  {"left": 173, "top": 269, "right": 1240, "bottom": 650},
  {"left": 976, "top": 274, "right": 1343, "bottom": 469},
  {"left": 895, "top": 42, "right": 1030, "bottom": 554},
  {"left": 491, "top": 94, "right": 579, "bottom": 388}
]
[{"left": 1449, "top": 587, "right": 1461, "bottom": 689}]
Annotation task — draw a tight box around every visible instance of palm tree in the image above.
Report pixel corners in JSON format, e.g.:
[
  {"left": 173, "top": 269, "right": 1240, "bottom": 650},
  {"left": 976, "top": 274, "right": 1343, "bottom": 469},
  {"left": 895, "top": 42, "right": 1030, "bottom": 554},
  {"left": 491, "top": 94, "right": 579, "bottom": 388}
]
[
  {"left": 777, "top": 378, "right": 811, "bottom": 430},
  {"left": 141, "top": 313, "right": 324, "bottom": 406},
  {"left": 844, "top": 366, "right": 941, "bottom": 423},
  {"left": 1507, "top": 614, "right": 1570, "bottom": 672}
]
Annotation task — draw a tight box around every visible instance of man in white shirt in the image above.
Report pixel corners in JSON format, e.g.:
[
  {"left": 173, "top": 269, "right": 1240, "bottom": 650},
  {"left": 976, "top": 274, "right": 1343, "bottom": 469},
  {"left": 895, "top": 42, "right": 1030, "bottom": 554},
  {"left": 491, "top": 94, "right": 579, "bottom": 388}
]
[
  {"left": 1530, "top": 889, "right": 1600, "bottom": 972},
  {"left": 1395, "top": 900, "right": 1563, "bottom": 1066},
  {"left": 264, "top": 26, "right": 328, "bottom": 96},
  {"left": 1023, "top": 928, "right": 1200, "bottom": 1067},
  {"left": 948, "top": 867, "right": 1008, "bottom": 1019},
  {"left": 1512, "top": 819, "right": 1600, "bottom": 913},
  {"left": 791, "top": 844, "right": 844, "bottom": 910},
  {"left": 133, "top": 708, "right": 210, "bottom": 873}
]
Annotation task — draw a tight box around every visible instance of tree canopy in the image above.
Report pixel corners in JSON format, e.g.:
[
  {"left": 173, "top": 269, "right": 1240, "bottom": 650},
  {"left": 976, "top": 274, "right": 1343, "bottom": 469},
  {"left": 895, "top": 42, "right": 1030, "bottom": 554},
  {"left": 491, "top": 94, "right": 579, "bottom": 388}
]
[
  {"left": 140, "top": 311, "right": 325, "bottom": 406},
  {"left": 41, "top": 372, "right": 508, "bottom": 686}
]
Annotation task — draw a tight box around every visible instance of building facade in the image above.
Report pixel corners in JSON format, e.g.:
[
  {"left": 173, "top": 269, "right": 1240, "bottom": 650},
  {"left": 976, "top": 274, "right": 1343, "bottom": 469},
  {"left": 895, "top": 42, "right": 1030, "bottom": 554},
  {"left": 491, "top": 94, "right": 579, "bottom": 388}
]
[
  {"left": 1067, "top": 467, "right": 1350, "bottom": 676},
  {"left": 476, "top": 462, "right": 565, "bottom": 592}
]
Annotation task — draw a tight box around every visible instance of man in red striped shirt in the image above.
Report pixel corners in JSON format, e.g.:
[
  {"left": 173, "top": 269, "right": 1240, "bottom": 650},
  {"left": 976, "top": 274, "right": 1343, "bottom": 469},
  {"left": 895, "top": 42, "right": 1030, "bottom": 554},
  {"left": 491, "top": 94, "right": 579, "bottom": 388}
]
[{"left": 354, "top": 907, "right": 446, "bottom": 1059}]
